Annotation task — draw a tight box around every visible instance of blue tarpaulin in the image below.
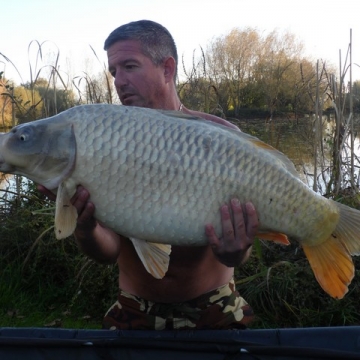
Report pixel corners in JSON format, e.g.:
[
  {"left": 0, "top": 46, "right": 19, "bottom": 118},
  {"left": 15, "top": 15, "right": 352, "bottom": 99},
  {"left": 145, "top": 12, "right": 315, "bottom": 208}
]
[{"left": 0, "top": 326, "right": 359, "bottom": 359}]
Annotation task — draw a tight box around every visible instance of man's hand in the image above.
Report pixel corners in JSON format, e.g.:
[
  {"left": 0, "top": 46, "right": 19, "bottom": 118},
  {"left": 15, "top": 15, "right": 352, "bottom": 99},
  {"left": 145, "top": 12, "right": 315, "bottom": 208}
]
[
  {"left": 69, "top": 186, "right": 98, "bottom": 237},
  {"left": 37, "top": 185, "right": 56, "bottom": 201},
  {"left": 206, "top": 199, "right": 258, "bottom": 267},
  {"left": 37, "top": 184, "right": 97, "bottom": 236},
  {"left": 38, "top": 184, "right": 120, "bottom": 263}
]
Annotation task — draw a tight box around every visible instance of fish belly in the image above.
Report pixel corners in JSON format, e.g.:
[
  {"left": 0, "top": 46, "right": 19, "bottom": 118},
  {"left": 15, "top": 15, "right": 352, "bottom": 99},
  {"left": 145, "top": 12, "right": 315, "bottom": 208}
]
[{"left": 69, "top": 105, "right": 336, "bottom": 246}]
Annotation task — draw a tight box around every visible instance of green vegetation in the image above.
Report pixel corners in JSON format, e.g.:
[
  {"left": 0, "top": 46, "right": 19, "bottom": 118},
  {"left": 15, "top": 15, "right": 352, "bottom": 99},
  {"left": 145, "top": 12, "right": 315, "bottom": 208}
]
[
  {"left": 0, "top": 179, "right": 119, "bottom": 328},
  {"left": 2, "top": 155, "right": 360, "bottom": 329},
  {"left": 1, "top": 29, "right": 360, "bottom": 329},
  {"left": 236, "top": 240, "right": 360, "bottom": 328}
]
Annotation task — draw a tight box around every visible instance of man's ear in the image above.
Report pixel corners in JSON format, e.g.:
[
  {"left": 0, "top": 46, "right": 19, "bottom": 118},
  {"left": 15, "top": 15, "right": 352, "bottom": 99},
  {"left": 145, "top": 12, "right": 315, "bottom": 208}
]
[{"left": 163, "top": 57, "right": 176, "bottom": 83}]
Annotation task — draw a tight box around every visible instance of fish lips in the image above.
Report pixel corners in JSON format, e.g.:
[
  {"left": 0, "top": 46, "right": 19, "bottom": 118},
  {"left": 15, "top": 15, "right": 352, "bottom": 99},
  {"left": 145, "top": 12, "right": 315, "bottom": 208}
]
[
  {"left": 0, "top": 136, "right": 10, "bottom": 172},
  {"left": 0, "top": 159, "right": 16, "bottom": 174}
]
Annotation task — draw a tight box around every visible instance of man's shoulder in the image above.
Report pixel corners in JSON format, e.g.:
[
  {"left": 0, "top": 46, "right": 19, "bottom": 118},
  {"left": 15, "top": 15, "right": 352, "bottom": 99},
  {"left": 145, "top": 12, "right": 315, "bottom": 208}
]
[{"left": 185, "top": 109, "right": 240, "bottom": 131}]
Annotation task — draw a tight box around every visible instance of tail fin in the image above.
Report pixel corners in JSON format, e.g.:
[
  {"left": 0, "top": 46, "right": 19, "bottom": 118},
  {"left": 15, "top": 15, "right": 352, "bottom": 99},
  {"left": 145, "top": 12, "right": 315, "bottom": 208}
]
[
  {"left": 332, "top": 200, "right": 360, "bottom": 255},
  {"left": 302, "top": 239, "right": 353, "bottom": 299},
  {"left": 302, "top": 200, "right": 360, "bottom": 299}
]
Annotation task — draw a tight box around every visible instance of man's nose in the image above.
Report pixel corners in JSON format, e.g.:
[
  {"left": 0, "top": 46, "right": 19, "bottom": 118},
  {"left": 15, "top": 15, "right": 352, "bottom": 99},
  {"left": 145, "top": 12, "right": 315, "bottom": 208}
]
[{"left": 114, "top": 70, "right": 128, "bottom": 89}]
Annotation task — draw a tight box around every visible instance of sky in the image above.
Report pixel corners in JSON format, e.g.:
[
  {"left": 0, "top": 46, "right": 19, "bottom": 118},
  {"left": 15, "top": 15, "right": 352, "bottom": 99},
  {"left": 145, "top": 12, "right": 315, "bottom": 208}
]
[{"left": 1, "top": 0, "right": 360, "bottom": 86}]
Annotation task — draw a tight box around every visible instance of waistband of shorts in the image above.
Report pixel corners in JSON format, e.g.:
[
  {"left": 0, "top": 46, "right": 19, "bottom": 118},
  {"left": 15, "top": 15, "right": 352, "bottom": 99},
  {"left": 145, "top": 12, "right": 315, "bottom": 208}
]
[{"left": 118, "top": 277, "right": 235, "bottom": 306}]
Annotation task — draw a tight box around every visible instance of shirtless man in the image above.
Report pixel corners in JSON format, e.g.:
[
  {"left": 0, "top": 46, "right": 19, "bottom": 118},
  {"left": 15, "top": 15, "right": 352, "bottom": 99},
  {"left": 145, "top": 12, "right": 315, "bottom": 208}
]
[{"left": 40, "top": 20, "right": 259, "bottom": 330}]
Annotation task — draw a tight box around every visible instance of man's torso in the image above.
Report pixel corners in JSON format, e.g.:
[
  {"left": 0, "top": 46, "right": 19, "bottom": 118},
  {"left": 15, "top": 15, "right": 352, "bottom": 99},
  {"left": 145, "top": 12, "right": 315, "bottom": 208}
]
[{"left": 117, "top": 238, "right": 234, "bottom": 303}]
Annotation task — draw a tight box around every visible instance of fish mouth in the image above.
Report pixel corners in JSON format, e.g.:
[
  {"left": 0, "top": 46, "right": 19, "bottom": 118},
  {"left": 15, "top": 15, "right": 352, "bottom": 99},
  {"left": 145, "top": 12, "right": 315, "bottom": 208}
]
[
  {"left": 0, "top": 151, "right": 13, "bottom": 173},
  {"left": 0, "top": 157, "right": 14, "bottom": 173},
  {"left": 0, "top": 135, "right": 5, "bottom": 169}
]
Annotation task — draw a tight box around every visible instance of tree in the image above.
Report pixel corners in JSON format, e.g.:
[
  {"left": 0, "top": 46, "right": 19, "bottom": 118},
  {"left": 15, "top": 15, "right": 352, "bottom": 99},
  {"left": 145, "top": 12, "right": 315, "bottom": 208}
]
[
  {"left": 22, "top": 77, "right": 76, "bottom": 117},
  {"left": 253, "top": 30, "right": 305, "bottom": 119},
  {"left": 13, "top": 85, "right": 42, "bottom": 122},
  {"left": 73, "top": 70, "right": 117, "bottom": 105},
  {"left": 206, "top": 28, "right": 261, "bottom": 117},
  {"left": 178, "top": 48, "right": 225, "bottom": 117},
  {"left": 204, "top": 28, "right": 318, "bottom": 119},
  {"left": 0, "top": 73, "right": 14, "bottom": 127},
  {"left": 182, "top": 27, "right": 346, "bottom": 121}
]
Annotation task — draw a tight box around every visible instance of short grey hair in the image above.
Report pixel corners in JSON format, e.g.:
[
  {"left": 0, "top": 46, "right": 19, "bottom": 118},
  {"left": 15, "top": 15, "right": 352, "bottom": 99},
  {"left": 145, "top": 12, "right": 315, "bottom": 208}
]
[{"left": 104, "top": 20, "right": 178, "bottom": 80}]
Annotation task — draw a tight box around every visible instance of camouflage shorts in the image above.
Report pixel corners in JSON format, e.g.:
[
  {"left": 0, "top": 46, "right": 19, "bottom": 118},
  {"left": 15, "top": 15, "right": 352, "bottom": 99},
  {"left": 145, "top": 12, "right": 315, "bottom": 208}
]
[{"left": 102, "top": 279, "right": 254, "bottom": 330}]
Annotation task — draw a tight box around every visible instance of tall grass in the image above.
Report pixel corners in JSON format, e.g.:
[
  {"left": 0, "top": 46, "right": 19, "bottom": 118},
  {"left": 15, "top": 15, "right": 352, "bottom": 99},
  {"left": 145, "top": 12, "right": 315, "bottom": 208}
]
[
  {"left": 236, "top": 240, "right": 360, "bottom": 328},
  {"left": 0, "top": 42, "right": 119, "bottom": 329},
  {"left": 0, "top": 180, "right": 119, "bottom": 328}
]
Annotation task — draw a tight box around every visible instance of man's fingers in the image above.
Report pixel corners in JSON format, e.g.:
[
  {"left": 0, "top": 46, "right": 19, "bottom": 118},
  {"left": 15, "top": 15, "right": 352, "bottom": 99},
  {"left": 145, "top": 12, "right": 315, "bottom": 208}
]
[
  {"left": 231, "top": 198, "right": 247, "bottom": 242},
  {"left": 38, "top": 184, "right": 97, "bottom": 235},
  {"left": 220, "top": 204, "right": 235, "bottom": 241},
  {"left": 77, "top": 202, "right": 96, "bottom": 226},
  {"left": 244, "top": 202, "right": 258, "bottom": 240},
  {"left": 71, "top": 186, "right": 90, "bottom": 214},
  {"left": 37, "top": 185, "right": 56, "bottom": 201},
  {"left": 205, "top": 224, "right": 220, "bottom": 248},
  {"left": 72, "top": 188, "right": 96, "bottom": 231}
]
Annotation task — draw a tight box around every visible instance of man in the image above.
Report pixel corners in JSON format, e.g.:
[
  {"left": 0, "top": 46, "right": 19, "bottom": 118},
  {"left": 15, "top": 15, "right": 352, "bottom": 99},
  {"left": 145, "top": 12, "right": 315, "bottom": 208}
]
[{"left": 39, "top": 20, "right": 259, "bottom": 330}]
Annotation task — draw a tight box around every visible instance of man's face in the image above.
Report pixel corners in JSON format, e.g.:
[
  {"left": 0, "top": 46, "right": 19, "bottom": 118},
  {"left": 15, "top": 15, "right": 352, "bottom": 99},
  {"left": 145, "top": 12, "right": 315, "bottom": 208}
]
[{"left": 107, "top": 40, "right": 167, "bottom": 109}]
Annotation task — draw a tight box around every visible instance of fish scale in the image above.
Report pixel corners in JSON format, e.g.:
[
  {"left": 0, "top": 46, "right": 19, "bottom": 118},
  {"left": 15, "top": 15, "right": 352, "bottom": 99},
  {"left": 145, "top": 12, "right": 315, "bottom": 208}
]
[{"left": 1, "top": 103, "right": 360, "bottom": 298}]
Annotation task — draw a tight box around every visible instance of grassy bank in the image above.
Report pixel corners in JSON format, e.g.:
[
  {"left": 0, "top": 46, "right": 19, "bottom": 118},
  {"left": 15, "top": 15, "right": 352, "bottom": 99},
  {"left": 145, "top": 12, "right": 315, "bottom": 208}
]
[
  {"left": 1, "top": 177, "right": 360, "bottom": 329},
  {"left": 236, "top": 241, "right": 360, "bottom": 328},
  {"left": 0, "top": 180, "right": 119, "bottom": 329}
]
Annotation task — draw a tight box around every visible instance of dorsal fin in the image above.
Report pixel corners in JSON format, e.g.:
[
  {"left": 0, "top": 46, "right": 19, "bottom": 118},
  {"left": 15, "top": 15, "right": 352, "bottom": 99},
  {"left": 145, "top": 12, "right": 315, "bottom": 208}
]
[
  {"left": 157, "top": 109, "right": 300, "bottom": 178},
  {"left": 157, "top": 109, "right": 203, "bottom": 121},
  {"left": 248, "top": 138, "right": 300, "bottom": 178}
]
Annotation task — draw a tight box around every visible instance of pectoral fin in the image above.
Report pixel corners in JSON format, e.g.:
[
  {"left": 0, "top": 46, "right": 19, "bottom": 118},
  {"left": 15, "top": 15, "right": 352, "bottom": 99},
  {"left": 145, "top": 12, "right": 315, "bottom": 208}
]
[
  {"left": 130, "top": 238, "right": 172, "bottom": 279},
  {"left": 54, "top": 181, "right": 78, "bottom": 240}
]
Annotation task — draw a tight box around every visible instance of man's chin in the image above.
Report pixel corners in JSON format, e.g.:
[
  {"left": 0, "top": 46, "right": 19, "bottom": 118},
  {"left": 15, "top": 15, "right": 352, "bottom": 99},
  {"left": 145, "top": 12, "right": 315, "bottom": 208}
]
[{"left": 122, "top": 98, "right": 144, "bottom": 107}]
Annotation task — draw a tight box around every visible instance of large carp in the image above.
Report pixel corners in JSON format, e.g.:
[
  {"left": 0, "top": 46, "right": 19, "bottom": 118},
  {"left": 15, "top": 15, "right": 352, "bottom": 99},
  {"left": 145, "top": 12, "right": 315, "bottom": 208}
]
[{"left": 0, "top": 104, "right": 359, "bottom": 299}]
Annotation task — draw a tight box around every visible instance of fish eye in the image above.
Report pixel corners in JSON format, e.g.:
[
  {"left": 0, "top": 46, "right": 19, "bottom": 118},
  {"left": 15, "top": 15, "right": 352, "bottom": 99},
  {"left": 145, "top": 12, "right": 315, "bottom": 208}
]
[{"left": 17, "top": 128, "right": 32, "bottom": 142}]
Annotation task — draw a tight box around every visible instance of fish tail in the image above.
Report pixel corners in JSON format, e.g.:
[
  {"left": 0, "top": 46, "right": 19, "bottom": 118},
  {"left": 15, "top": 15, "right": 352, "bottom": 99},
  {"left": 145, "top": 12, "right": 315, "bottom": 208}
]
[
  {"left": 332, "top": 201, "right": 360, "bottom": 255},
  {"left": 302, "top": 239, "right": 353, "bottom": 299},
  {"left": 302, "top": 201, "right": 360, "bottom": 299}
]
